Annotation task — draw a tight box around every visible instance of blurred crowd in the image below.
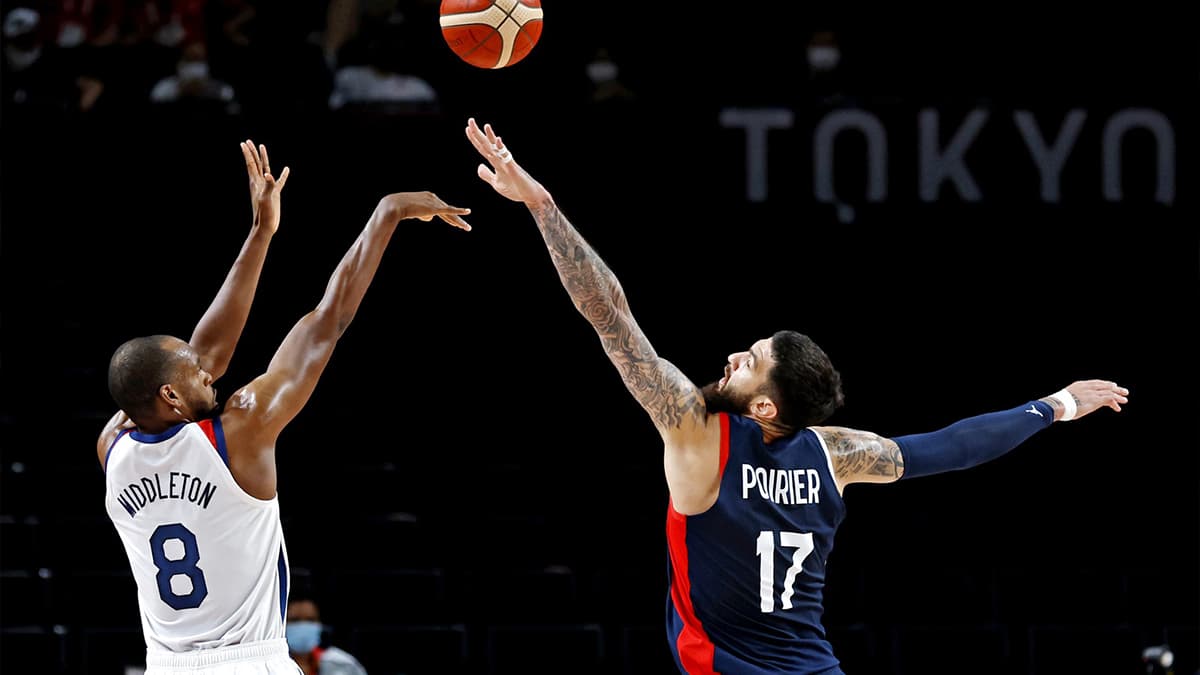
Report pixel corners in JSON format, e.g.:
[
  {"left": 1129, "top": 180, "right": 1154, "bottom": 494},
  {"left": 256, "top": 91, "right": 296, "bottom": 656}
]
[
  {"left": 0, "top": 0, "right": 647, "bottom": 120},
  {"left": 1, "top": 0, "right": 466, "bottom": 118}
]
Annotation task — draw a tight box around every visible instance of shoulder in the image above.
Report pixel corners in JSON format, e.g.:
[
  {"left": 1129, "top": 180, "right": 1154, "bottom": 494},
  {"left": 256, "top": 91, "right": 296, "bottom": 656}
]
[
  {"left": 212, "top": 386, "right": 258, "bottom": 441},
  {"left": 319, "top": 646, "right": 367, "bottom": 673},
  {"left": 96, "top": 410, "right": 135, "bottom": 469}
]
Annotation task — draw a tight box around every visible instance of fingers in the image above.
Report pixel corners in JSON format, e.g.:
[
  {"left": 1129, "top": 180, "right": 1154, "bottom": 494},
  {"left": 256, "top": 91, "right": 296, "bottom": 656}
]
[
  {"left": 438, "top": 213, "right": 472, "bottom": 231},
  {"left": 1096, "top": 380, "right": 1129, "bottom": 405},
  {"left": 259, "top": 143, "right": 271, "bottom": 176},
  {"left": 477, "top": 163, "right": 495, "bottom": 184},
  {"left": 429, "top": 200, "right": 471, "bottom": 231},
  {"left": 492, "top": 136, "right": 512, "bottom": 164},
  {"left": 241, "top": 139, "right": 259, "bottom": 175},
  {"left": 1072, "top": 379, "right": 1129, "bottom": 415},
  {"left": 465, "top": 118, "right": 511, "bottom": 167},
  {"left": 240, "top": 139, "right": 279, "bottom": 179},
  {"left": 465, "top": 118, "right": 493, "bottom": 157},
  {"left": 277, "top": 166, "right": 290, "bottom": 189}
]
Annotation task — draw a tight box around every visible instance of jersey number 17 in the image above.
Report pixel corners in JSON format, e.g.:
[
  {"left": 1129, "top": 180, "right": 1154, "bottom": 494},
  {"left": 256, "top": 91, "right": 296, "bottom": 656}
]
[{"left": 756, "top": 530, "right": 815, "bottom": 613}]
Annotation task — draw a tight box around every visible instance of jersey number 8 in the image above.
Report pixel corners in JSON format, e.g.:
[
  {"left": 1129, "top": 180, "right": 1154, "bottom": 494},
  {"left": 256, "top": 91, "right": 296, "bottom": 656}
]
[{"left": 150, "top": 523, "right": 209, "bottom": 610}]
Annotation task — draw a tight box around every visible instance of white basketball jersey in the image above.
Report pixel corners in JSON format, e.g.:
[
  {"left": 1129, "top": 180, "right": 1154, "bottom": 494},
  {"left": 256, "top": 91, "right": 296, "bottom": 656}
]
[{"left": 104, "top": 418, "right": 290, "bottom": 652}]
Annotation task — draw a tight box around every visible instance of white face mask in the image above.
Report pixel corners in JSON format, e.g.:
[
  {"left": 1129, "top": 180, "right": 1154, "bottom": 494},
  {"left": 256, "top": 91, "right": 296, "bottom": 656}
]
[
  {"left": 58, "top": 21, "right": 86, "bottom": 47},
  {"left": 807, "top": 45, "right": 841, "bottom": 73},
  {"left": 155, "top": 20, "right": 185, "bottom": 47},
  {"left": 586, "top": 60, "right": 618, "bottom": 84},
  {"left": 4, "top": 45, "right": 41, "bottom": 71},
  {"left": 178, "top": 61, "right": 210, "bottom": 82}
]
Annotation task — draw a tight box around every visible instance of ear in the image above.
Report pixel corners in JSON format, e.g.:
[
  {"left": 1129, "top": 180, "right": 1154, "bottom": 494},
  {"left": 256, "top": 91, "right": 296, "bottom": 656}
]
[
  {"left": 159, "top": 384, "right": 185, "bottom": 417},
  {"left": 749, "top": 395, "right": 778, "bottom": 420}
]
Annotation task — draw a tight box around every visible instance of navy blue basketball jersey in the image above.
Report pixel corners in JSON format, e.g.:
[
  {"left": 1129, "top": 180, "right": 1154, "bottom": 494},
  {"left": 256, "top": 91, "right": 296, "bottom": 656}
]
[{"left": 666, "top": 413, "right": 846, "bottom": 674}]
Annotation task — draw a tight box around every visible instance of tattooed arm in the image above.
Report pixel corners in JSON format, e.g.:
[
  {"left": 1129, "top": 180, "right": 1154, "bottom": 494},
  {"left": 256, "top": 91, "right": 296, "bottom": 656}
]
[
  {"left": 464, "top": 118, "right": 724, "bottom": 514},
  {"left": 815, "top": 379, "right": 1129, "bottom": 493},
  {"left": 811, "top": 427, "right": 905, "bottom": 494}
]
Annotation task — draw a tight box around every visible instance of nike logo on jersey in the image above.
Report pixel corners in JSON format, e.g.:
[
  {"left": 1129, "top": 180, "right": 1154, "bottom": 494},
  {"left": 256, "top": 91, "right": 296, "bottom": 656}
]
[{"left": 1025, "top": 405, "right": 1043, "bottom": 418}]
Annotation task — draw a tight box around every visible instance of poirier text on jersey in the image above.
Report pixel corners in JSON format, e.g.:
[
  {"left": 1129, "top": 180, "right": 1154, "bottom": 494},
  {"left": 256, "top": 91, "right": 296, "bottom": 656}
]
[
  {"left": 741, "top": 463, "right": 820, "bottom": 505},
  {"left": 116, "top": 472, "right": 217, "bottom": 517}
]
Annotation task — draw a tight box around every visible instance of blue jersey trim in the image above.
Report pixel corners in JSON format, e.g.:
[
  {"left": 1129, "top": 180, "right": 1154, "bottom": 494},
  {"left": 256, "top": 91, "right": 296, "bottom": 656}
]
[
  {"left": 130, "top": 422, "right": 188, "bottom": 444},
  {"left": 211, "top": 416, "right": 230, "bottom": 467},
  {"left": 103, "top": 428, "right": 132, "bottom": 472},
  {"left": 277, "top": 546, "right": 289, "bottom": 625}
]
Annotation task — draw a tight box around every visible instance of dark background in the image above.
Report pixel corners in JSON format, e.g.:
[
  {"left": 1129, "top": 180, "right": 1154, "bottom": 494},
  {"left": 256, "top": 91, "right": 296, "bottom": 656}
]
[{"left": 1, "top": 2, "right": 1197, "bottom": 674}]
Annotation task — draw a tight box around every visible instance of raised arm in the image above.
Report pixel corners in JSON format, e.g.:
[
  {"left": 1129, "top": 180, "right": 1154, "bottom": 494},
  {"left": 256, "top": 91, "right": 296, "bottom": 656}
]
[
  {"left": 464, "top": 118, "right": 721, "bottom": 512},
  {"left": 188, "top": 141, "right": 290, "bottom": 380},
  {"left": 95, "top": 142, "right": 288, "bottom": 467},
  {"left": 218, "top": 191, "right": 471, "bottom": 499},
  {"left": 815, "top": 379, "right": 1129, "bottom": 493}
]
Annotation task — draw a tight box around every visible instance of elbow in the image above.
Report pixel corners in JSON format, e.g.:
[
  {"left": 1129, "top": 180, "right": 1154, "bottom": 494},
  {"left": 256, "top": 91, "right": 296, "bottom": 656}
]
[
  {"left": 203, "top": 354, "right": 231, "bottom": 381},
  {"left": 375, "top": 196, "right": 403, "bottom": 224},
  {"left": 311, "top": 302, "right": 352, "bottom": 341}
]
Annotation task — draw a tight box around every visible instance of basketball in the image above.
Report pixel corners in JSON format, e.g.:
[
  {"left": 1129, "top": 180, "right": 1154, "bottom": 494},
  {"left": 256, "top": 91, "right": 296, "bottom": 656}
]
[{"left": 439, "top": 0, "right": 544, "bottom": 69}]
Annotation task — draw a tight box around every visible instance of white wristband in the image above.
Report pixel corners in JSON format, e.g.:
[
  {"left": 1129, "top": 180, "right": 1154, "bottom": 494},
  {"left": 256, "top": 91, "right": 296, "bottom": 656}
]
[{"left": 1049, "top": 389, "right": 1077, "bottom": 421}]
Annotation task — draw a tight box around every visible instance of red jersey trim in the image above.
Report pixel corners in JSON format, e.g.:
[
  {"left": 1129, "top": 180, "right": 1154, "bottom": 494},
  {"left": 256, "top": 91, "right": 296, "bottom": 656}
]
[
  {"left": 197, "top": 418, "right": 219, "bottom": 451},
  {"left": 665, "top": 412, "right": 731, "bottom": 674}
]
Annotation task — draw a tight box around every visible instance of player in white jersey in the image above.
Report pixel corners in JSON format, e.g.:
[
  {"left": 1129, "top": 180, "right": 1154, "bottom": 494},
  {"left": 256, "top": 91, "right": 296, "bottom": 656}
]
[{"left": 97, "top": 140, "right": 472, "bottom": 674}]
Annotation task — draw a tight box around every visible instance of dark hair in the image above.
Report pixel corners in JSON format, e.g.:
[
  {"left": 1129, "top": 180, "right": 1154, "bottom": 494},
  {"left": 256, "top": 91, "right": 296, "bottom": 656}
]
[
  {"left": 766, "top": 330, "right": 845, "bottom": 429},
  {"left": 107, "top": 335, "right": 179, "bottom": 418}
]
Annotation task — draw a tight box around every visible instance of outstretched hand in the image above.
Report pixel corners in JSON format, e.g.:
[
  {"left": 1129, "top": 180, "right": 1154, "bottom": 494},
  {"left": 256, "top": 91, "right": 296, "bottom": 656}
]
[
  {"left": 1059, "top": 380, "right": 1130, "bottom": 419},
  {"left": 241, "top": 139, "right": 290, "bottom": 235},
  {"left": 464, "top": 118, "right": 551, "bottom": 206},
  {"left": 383, "top": 191, "right": 472, "bottom": 231}
]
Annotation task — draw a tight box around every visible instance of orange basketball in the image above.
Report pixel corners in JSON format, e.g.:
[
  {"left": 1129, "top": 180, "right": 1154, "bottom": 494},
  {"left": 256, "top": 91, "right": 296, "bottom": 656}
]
[{"left": 439, "top": 0, "right": 544, "bottom": 69}]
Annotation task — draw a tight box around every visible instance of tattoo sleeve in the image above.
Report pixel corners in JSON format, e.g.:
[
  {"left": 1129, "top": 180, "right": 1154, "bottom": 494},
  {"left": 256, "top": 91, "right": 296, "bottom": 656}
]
[
  {"left": 528, "top": 202, "right": 705, "bottom": 432},
  {"left": 821, "top": 427, "right": 906, "bottom": 483}
]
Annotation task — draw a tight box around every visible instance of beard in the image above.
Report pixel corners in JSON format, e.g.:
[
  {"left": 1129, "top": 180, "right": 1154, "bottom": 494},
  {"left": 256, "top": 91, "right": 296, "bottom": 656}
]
[
  {"left": 190, "top": 389, "right": 219, "bottom": 419},
  {"left": 701, "top": 380, "right": 754, "bottom": 416}
]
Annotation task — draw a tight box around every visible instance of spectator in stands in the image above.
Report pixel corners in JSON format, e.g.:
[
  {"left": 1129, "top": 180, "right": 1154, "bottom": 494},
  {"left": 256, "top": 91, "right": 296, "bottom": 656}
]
[
  {"left": 326, "top": 7, "right": 436, "bottom": 114},
  {"left": 287, "top": 595, "right": 368, "bottom": 675},
  {"left": 2, "top": 6, "right": 104, "bottom": 114},
  {"left": 585, "top": 47, "right": 635, "bottom": 106},
  {"left": 149, "top": 39, "right": 237, "bottom": 110}
]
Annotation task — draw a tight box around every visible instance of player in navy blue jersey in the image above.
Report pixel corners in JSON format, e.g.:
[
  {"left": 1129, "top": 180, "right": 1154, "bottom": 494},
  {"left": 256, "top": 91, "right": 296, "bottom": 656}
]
[{"left": 463, "top": 118, "right": 1129, "bottom": 675}]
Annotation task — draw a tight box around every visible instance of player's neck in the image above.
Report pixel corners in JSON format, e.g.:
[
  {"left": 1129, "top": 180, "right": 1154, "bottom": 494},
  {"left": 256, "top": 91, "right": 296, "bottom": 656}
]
[
  {"left": 135, "top": 415, "right": 183, "bottom": 435},
  {"left": 753, "top": 416, "right": 794, "bottom": 444}
]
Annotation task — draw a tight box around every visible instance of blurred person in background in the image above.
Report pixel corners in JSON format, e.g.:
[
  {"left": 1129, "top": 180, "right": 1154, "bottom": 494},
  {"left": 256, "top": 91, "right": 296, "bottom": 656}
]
[
  {"left": 585, "top": 46, "right": 636, "bottom": 107},
  {"left": 2, "top": 6, "right": 104, "bottom": 114},
  {"left": 326, "top": 5, "right": 437, "bottom": 114},
  {"left": 149, "top": 39, "right": 236, "bottom": 109},
  {"left": 286, "top": 596, "right": 368, "bottom": 675}
]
